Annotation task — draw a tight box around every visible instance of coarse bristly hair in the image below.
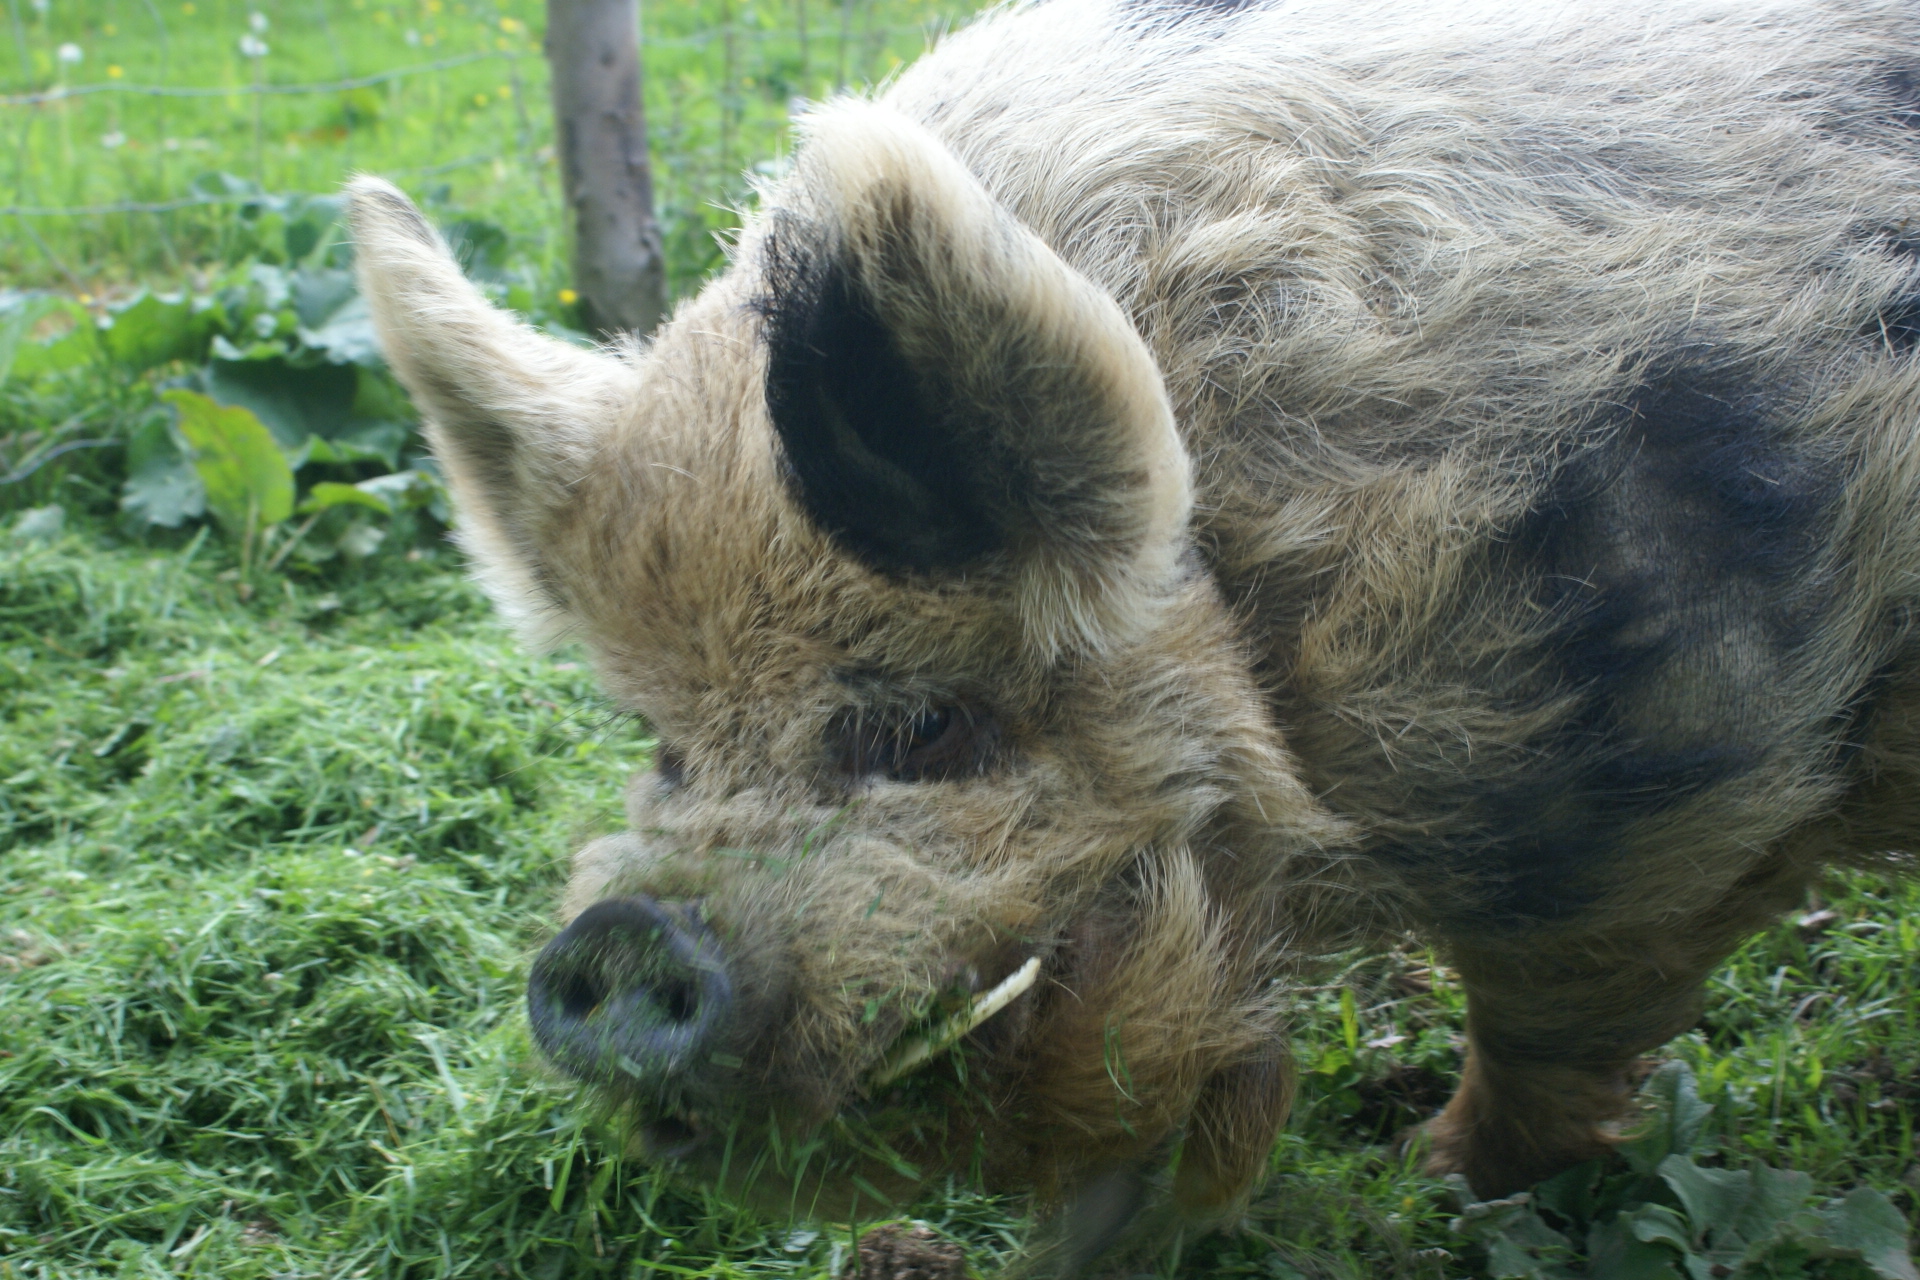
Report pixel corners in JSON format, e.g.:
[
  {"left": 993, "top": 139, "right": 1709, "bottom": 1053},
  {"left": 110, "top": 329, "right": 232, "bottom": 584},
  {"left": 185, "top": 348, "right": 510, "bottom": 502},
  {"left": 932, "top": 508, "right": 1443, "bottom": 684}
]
[{"left": 350, "top": 0, "right": 1920, "bottom": 1267}]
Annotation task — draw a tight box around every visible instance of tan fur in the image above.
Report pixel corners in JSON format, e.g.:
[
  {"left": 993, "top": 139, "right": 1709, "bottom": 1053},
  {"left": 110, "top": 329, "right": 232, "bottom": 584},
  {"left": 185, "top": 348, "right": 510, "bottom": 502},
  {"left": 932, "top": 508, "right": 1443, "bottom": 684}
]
[{"left": 351, "top": 0, "right": 1920, "bottom": 1265}]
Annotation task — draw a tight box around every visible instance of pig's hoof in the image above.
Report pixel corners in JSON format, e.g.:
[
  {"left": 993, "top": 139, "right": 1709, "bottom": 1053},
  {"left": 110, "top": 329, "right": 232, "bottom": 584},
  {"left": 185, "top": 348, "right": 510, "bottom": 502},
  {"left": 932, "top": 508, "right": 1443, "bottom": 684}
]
[
  {"left": 1410, "top": 1115, "right": 1614, "bottom": 1201},
  {"left": 844, "top": 1223, "right": 968, "bottom": 1280}
]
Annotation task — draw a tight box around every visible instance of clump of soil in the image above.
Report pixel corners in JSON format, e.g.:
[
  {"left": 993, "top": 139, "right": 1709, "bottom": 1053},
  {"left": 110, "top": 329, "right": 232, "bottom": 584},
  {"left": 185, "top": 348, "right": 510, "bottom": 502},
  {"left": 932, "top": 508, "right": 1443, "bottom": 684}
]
[{"left": 843, "top": 1223, "right": 967, "bottom": 1280}]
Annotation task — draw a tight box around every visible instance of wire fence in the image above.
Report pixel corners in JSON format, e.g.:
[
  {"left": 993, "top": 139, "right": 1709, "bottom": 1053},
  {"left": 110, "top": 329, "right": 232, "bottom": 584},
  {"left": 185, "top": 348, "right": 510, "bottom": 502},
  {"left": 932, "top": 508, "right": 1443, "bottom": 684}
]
[{"left": 1, "top": 0, "right": 978, "bottom": 290}]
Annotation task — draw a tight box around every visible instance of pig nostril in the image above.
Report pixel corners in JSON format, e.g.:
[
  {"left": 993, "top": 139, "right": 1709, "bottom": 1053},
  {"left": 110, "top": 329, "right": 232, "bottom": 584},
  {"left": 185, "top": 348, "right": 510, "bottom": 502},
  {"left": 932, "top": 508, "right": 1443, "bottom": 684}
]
[
  {"left": 656, "top": 975, "right": 695, "bottom": 1024},
  {"left": 527, "top": 896, "right": 734, "bottom": 1086},
  {"left": 555, "top": 970, "right": 604, "bottom": 1021}
]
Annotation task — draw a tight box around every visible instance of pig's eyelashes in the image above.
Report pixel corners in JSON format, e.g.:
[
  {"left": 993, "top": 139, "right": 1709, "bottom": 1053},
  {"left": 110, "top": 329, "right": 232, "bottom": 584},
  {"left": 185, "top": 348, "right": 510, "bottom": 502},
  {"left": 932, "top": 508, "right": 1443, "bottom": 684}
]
[{"left": 834, "top": 703, "right": 999, "bottom": 782}]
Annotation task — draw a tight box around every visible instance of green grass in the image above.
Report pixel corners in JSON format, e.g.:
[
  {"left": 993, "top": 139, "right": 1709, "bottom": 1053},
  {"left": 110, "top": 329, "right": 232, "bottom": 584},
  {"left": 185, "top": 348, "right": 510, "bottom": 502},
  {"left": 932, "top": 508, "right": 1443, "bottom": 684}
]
[
  {"left": 3, "top": 0, "right": 978, "bottom": 295},
  {"left": 1, "top": 499, "right": 1914, "bottom": 1278}
]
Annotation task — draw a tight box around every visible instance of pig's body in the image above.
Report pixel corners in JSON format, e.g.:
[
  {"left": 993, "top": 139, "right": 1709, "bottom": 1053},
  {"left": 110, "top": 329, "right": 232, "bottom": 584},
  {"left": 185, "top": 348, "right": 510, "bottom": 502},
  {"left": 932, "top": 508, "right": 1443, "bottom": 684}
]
[
  {"left": 896, "top": 0, "right": 1920, "bottom": 932},
  {"left": 351, "top": 0, "right": 1920, "bottom": 1269}
]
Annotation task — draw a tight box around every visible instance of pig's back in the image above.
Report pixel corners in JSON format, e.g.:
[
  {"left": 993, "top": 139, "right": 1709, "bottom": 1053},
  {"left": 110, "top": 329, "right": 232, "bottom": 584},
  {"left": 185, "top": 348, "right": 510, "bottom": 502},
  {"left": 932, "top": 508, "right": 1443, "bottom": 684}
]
[{"left": 882, "top": 0, "right": 1920, "bottom": 930}]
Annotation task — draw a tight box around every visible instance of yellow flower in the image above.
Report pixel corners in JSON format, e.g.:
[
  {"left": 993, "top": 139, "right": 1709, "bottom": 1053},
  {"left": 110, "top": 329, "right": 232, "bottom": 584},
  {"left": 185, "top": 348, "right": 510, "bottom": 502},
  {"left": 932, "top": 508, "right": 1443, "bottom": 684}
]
[
  {"left": 557, "top": 289, "right": 578, "bottom": 306},
  {"left": 103, "top": 21, "right": 116, "bottom": 33},
  {"left": 498, "top": 15, "right": 520, "bottom": 32},
  {"left": 181, "top": 2, "right": 195, "bottom": 12},
  {"left": 472, "top": 92, "right": 487, "bottom": 107},
  {"left": 496, "top": 84, "right": 510, "bottom": 99},
  {"left": 107, "top": 64, "right": 123, "bottom": 78}
]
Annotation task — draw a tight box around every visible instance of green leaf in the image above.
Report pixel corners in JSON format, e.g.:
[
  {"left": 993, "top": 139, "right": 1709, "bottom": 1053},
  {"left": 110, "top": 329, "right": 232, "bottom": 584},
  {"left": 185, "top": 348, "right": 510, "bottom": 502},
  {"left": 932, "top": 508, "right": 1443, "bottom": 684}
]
[
  {"left": 1622, "top": 1202, "right": 1693, "bottom": 1255},
  {"left": 1730, "top": 1161, "right": 1813, "bottom": 1250},
  {"left": 1658, "top": 1156, "right": 1750, "bottom": 1248},
  {"left": 297, "top": 482, "right": 391, "bottom": 516},
  {"left": 1814, "top": 1188, "right": 1920, "bottom": 1280},
  {"left": 1586, "top": 1214, "right": 1686, "bottom": 1280},
  {"left": 1532, "top": 1159, "right": 1611, "bottom": 1227},
  {"left": 164, "top": 390, "right": 294, "bottom": 533},
  {"left": 120, "top": 414, "right": 206, "bottom": 529},
  {"left": 299, "top": 292, "right": 381, "bottom": 367},
  {"left": 1485, "top": 1220, "right": 1581, "bottom": 1280},
  {"left": 1625, "top": 1062, "right": 1714, "bottom": 1173},
  {"left": 297, "top": 431, "right": 397, "bottom": 468},
  {"left": 284, "top": 195, "right": 344, "bottom": 263},
  {"left": 202, "top": 357, "right": 359, "bottom": 449},
  {"left": 102, "top": 291, "right": 212, "bottom": 371},
  {"left": 290, "top": 266, "right": 356, "bottom": 329},
  {"left": 354, "top": 470, "right": 435, "bottom": 511},
  {"left": 445, "top": 217, "right": 510, "bottom": 282}
]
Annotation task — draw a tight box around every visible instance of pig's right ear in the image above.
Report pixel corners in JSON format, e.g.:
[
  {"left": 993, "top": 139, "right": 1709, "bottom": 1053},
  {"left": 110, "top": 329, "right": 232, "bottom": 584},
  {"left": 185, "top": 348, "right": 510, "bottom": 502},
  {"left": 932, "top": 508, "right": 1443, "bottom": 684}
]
[
  {"left": 757, "top": 104, "right": 1191, "bottom": 658},
  {"left": 348, "top": 177, "right": 631, "bottom": 649}
]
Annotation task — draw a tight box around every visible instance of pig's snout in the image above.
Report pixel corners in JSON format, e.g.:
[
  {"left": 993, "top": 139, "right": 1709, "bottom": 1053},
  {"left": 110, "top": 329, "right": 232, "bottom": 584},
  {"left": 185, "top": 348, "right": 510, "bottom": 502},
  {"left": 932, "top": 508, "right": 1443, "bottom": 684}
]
[{"left": 527, "top": 897, "right": 734, "bottom": 1086}]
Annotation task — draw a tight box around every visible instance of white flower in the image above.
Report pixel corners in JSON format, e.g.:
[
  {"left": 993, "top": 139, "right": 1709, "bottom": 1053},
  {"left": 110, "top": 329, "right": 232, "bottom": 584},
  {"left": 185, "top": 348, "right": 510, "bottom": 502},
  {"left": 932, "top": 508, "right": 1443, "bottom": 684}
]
[
  {"left": 238, "top": 32, "right": 268, "bottom": 57},
  {"left": 248, "top": 11, "right": 267, "bottom": 32},
  {"left": 29, "top": 0, "right": 48, "bottom": 14},
  {"left": 100, "top": 130, "right": 125, "bottom": 148},
  {"left": 403, "top": 26, "right": 419, "bottom": 45},
  {"left": 56, "top": 42, "right": 82, "bottom": 64}
]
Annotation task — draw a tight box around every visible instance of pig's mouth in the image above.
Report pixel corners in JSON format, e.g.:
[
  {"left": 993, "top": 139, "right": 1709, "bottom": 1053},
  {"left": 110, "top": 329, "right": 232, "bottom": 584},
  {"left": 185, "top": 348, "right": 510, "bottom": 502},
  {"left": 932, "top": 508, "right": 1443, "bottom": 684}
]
[
  {"left": 864, "top": 955, "right": 1043, "bottom": 1088},
  {"left": 625, "top": 955, "right": 1045, "bottom": 1162},
  {"left": 528, "top": 894, "right": 1050, "bottom": 1197}
]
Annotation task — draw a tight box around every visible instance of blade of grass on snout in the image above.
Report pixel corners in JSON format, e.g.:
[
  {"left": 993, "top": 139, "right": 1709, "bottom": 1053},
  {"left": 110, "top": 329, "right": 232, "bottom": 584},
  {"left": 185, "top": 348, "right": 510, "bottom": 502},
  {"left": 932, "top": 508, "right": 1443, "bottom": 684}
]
[{"left": 868, "top": 956, "right": 1042, "bottom": 1088}]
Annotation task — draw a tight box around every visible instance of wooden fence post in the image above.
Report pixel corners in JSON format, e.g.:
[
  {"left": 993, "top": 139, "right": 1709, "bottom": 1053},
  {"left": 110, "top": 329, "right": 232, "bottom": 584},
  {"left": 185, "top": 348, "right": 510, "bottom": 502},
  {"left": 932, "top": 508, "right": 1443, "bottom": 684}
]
[{"left": 544, "top": 0, "right": 666, "bottom": 336}]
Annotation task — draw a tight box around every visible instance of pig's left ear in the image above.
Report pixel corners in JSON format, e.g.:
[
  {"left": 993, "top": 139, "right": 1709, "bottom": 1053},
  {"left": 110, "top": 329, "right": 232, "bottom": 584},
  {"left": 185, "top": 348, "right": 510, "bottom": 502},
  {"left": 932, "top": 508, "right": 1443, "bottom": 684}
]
[
  {"left": 758, "top": 103, "right": 1192, "bottom": 656},
  {"left": 348, "top": 176, "right": 635, "bottom": 649}
]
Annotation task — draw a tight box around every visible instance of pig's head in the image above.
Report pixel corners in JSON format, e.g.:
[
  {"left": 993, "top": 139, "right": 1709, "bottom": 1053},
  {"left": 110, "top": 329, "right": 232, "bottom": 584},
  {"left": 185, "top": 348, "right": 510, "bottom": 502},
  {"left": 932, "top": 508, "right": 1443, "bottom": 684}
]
[{"left": 349, "top": 102, "right": 1351, "bottom": 1223}]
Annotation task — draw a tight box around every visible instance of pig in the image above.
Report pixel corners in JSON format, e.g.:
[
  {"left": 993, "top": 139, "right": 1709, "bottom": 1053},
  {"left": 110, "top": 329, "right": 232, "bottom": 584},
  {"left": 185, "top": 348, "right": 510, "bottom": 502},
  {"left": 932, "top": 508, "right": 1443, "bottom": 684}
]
[{"left": 349, "top": 0, "right": 1920, "bottom": 1268}]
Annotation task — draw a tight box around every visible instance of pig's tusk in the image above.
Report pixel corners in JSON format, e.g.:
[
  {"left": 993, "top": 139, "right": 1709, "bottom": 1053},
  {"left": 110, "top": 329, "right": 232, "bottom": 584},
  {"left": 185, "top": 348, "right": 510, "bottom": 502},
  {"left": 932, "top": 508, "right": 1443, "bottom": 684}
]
[{"left": 868, "top": 956, "right": 1043, "bottom": 1088}]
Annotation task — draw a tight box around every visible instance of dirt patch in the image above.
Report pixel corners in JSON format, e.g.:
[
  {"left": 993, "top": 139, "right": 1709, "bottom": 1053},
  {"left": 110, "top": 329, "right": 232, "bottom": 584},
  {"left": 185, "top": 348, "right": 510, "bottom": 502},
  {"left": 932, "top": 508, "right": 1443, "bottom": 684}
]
[{"left": 843, "top": 1224, "right": 967, "bottom": 1280}]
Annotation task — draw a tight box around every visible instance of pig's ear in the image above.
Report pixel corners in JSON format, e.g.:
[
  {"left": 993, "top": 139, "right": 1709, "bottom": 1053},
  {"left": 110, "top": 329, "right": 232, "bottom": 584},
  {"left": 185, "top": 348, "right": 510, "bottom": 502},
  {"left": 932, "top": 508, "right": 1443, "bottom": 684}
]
[
  {"left": 348, "top": 176, "right": 631, "bottom": 649},
  {"left": 758, "top": 104, "right": 1192, "bottom": 656}
]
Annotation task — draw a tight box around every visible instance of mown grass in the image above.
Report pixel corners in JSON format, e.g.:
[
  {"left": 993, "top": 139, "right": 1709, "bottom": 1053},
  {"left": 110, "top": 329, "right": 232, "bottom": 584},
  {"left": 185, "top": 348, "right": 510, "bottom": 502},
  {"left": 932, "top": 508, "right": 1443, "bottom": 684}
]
[{"left": 2, "top": 495, "right": 1915, "bottom": 1278}]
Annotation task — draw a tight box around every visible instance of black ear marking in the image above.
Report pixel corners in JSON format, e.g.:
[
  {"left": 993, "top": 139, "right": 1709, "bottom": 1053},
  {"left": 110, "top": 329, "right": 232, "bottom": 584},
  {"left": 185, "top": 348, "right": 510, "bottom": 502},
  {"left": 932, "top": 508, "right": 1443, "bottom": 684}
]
[
  {"left": 366, "top": 185, "right": 441, "bottom": 248},
  {"left": 754, "top": 214, "right": 1005, "bottom": 575}
]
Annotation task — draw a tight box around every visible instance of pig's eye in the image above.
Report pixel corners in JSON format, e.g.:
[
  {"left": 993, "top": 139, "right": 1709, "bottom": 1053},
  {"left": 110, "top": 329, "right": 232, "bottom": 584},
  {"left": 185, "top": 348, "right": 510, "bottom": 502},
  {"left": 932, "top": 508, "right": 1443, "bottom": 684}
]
[
  {"left": 836, "top": 703, "right": 996, "bottom": 782},
  {"left": 655, "top": 745, "right": 686, "bottom": 789}
]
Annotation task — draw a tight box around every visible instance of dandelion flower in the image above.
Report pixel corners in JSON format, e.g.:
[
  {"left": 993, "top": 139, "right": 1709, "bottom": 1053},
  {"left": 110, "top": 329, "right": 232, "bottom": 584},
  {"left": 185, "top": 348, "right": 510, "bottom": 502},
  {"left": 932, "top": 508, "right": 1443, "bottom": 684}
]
[
  {"left": 56, "top": 42, "right": 83, "bottom": 65},
  {"left": 238, "top": 32, "right": 268, "bottom": 57}
]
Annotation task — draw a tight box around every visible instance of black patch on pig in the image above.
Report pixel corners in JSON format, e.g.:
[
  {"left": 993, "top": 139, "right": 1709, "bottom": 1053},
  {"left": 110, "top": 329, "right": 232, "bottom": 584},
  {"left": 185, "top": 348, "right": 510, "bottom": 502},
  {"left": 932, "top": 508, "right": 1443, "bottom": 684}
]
[
  {"left": 754, "top": 214, "right": 1004, "bottom": 574},
  {"left": 1387, "top": 350, "right": 1846, "bottom": 928},
  {"left": 1881, "top": 64, "right": 1920, "bottom": 132}
]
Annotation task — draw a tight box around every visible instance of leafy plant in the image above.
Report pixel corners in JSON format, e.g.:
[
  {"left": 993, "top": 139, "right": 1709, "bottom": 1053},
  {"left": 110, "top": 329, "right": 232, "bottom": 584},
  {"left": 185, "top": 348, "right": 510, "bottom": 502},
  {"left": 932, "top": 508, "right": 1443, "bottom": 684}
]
[
  {"left": 1450, "top": 1063, "right": 1917, "bottom": 1280},
  {"left": 162, "top": 388, "right": 292, "bottom": 574}
]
